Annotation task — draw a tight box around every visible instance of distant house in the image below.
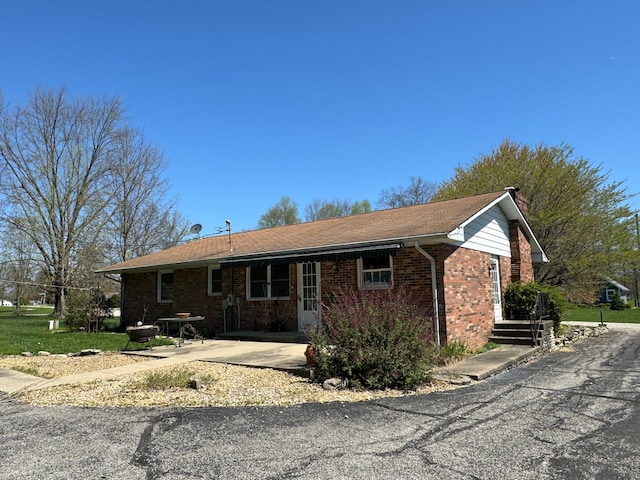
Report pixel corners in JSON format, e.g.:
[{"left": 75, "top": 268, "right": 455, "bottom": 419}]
[
  {"left": 97, "top": 189, "right": 547, "bottom": 349},
  {"left": 0, "top": 300, "right": 12, "bottom": 307},
  {"left": 597, "top": 278, "right": 630, "bottom": 305}
]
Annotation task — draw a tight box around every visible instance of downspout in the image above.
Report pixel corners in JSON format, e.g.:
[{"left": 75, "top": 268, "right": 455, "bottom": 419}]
[{"left": 415, "top": 242, "right": 441, "bottom": 346}]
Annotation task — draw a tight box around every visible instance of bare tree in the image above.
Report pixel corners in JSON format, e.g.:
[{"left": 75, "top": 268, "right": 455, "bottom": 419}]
[
  {"left": 0, "top": 226, "right": 39, "bottom": 311},
  {"left": 0, "top": 88, "right": 123, "bottom": 316},
  {"left": 105, "top": 127, "right": 188, "bottom": 263},
  {"left": 377, "top": 176, "right": 437, "bottom": 209}
]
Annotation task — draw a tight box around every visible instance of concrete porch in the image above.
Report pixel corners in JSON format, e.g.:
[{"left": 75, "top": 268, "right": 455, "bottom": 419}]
[{"left": 215, "top": 330, "right": 310, "bottom": 344}]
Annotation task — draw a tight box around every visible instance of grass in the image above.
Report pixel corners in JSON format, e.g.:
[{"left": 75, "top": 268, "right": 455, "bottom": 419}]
[
  {"left": 562, "top": 305, "right": 640, "bottom": 324},
  {"left": 133, "top": 366, "right": 218, "bottom": 390},
  {"left": 0, "top": 306, "right": 174, "bottom": 356}
]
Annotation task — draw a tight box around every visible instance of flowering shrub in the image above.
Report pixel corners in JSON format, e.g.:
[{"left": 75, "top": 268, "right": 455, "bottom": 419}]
[{"left": 309, "top": 287, "right": 435, "bottom": 390}]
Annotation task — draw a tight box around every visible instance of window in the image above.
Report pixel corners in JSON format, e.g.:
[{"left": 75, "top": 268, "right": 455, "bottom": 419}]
[
  {"left": 209, "top": 266, "right": 222, "bottom": 295},
  {"left": 605, "top": 289, "right": 617, "bottom": 302},
  {"left": 358, "top": 255, "right": 393, "bottom": 289},
  {"left": 247, "top": 264, "right": 290, "bottom": 299},
  {"left": 157, "top": 270, "right": 173, "bottom": 302}
]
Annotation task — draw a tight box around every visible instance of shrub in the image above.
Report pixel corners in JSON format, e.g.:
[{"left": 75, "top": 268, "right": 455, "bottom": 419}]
[
  {"left": 106, "top": 294, "right": 121, "bottom": 309},
  {"left": 64, "top": 291, "right": 91, "bottom": 331},
  {"left": 610, "top": 291, "right": 626, "bottom": 311},
  {"left": 504, "top": 282, "right": 539, "bottom": 319},
  {"left": 309, "top": 287, "right": 435, "bottom": 390},
  {"left": 504, "top": 281, "right": 566, "bottom": 332}
]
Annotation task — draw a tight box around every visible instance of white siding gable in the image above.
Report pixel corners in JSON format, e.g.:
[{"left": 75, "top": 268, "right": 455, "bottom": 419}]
[{"left": 455, "top": 206, "right": 511, "bottom": 257}]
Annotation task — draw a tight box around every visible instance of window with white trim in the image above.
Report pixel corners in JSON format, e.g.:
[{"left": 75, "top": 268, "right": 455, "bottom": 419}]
[
  {"left": 358, "top": 255, "right": 393, "bottom": 289},
  {"left": 605, "top": 288, "right": 617, "bottom": 302},
  {"left": 209, "top": 265, "right": 222, "bottom": 296},
  {"left": 247, "top": 264, "right": 290, "bottom": 299},
  {"left": 157, "top": 270, "right": 174, "bottom": 302}
]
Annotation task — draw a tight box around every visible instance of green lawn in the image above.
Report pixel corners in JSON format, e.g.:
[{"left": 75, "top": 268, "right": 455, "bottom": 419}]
[
  {"left": 0, "top": 307, "right": 173, "bottom": 356},
  {"left": 562, "top": 306, "right": 640, "bottom": 324}
]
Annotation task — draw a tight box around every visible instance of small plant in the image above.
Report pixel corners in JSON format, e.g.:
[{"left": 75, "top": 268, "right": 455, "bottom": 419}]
[
  {"left": 439, "top": 340, "right": 469, "bottom": 362},
  {"left": 135, "top": 367, "right": 197, "bottom": 390},
  {"left": 309, "top": 287, "right": 435, "bottom": 390},
  {"left": 475, "top": 342, "right": 500, "bottom": 354},
  {"left": 14, "top": 365, "right": 40, "bottom": 377}
]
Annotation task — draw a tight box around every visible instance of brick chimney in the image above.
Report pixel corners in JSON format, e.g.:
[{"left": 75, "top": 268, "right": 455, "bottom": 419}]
[
  {"left": 504, "top": 187, "right": 528, "bottom": 219},
  {"left": 505, "top": 187, "right": 534, "bottom": 282}
]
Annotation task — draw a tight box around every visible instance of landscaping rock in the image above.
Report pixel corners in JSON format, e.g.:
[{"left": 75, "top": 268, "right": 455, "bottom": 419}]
[
  {"left": 322, "top": 377, "right": 349, "bottom": 390},
  {"left": 189, "top": 375, "right": 206, "bottom": 390},
  {"left": 21, "top": 352, "right": 34, "bottom": 357},
  {"left": 71, "top": 349, "right": 103, "bottom": 357},
  {"left": 37, "top": 351, "right": 51, "bottom": 356}
]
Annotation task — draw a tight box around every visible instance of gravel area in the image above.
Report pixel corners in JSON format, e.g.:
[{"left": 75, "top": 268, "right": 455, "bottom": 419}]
[
  {"left": 0, "top": 353, "right": 456, "bottom": 408},
  {"left": 0, "top": 352, "right": 151, "bottom": 378}
]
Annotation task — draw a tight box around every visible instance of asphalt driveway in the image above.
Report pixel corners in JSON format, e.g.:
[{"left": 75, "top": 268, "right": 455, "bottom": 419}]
[{"left": 1, "top": 323, "right": 639, "bottom": 479}]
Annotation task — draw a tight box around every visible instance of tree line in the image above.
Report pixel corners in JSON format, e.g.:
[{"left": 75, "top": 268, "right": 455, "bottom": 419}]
[
  {"left": 0, "top": 87, "right": 637, "bottom": 315},
  {"left": 257, "top": 140, "right": 638, "bottom": 304}
]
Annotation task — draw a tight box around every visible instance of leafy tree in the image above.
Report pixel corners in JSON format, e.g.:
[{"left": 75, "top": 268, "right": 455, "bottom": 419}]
[
  {"left": 434, "top": 139, "right": 634, "bottom": 301},
  {"left": 377, "top": 176, "right": 437, "bottom": 209},
  {"left": 257, "top": 195, "right": 301, "bottom": 229},
  {"left": 304, "top": 198, "right": 372, "bottom": 221},
  {"left": 350, "top": 199, "right": 372, "bottom": 215}
]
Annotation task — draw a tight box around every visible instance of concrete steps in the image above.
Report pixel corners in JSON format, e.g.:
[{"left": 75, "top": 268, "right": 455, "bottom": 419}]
[{"left": 490, "top": 320, "right": 551, "bottom": 346}]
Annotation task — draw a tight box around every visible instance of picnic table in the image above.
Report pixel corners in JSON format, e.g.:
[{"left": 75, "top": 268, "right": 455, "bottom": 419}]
[{"left": 156, "top": 316, "right": 205, "bottom": 346}]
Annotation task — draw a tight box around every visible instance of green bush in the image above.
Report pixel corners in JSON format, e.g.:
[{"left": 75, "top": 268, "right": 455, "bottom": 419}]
[
  {"left": 504, "top": 281, "right": 566, "bottom": 332},
  {"left": 106, "top": 294, "right": 121, "bottom": 309},
  {"left": 610, "top": 291, "right": 626, "bottom": 311},
  {"left": 504, "top": 282, "right": 539, "bottom": 319},
  {"left": 64, "top": 291, "right": 91, "bottom": 331},
  {"left": 309, "top": 287, "right": 435, "bottom": 390}
]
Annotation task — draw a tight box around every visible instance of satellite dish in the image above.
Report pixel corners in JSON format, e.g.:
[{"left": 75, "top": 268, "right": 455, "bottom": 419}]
[{"left": 190, "top": 223, "right": 202, "bottom": 235}]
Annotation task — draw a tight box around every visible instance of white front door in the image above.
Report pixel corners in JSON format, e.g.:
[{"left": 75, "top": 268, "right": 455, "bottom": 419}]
[
  {"left": 297, "top": 262, "right": 321, "bottom": 332},
  {"left": 491, "top": 256, "right": 503, "bottom": 321}
]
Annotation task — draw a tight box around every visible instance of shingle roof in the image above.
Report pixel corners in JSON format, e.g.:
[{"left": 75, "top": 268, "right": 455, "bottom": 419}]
[{"left": 97, "top": 190, "right": 536, "bottom": 273}]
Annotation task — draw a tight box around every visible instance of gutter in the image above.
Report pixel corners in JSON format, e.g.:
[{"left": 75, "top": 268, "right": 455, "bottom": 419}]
[{"left": 415, "top": 242, "right": 441, "bottom": 346}]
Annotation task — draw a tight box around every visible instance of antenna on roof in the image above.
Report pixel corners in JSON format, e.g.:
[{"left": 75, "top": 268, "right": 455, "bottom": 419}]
[
  {"left": 215, "top": 220, "right": 233, "bottom": 251},
  {"left": 189, "top": 223, "right": 202, "bottom": 238}
]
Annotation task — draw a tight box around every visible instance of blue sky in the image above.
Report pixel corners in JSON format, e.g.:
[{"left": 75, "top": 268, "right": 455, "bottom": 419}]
[{"left": 3, "top": 0, "right": 639, "bottom": 233}]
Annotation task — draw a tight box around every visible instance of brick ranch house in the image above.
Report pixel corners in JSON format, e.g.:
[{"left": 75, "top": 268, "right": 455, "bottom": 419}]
[{"left": 97, "top": 189, "right": 547, "bottom": 349}]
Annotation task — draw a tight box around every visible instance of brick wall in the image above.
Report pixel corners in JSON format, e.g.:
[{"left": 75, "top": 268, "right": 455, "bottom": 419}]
[
  {"left": 441, "top": 245, "right": 496, "bottom": 349},
  {"left": 121, "top": 242, "right": 518, "bottom": 348}
]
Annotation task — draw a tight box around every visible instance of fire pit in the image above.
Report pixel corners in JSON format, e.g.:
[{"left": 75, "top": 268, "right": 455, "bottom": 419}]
[{"left": 125, "top": 325, "right": 159, "bottom": 350}]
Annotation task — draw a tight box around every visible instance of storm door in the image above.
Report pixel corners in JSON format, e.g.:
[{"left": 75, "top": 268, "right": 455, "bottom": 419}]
[
  {"left": 491, "top": 256, "right": 503, "bottom": 321},
  {"left": 297, "top": 262, "right": 321, "bottom": 332}
]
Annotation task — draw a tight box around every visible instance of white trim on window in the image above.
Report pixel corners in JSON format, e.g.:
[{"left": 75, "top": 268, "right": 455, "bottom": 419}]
[
  {"left": 357, "top": 256, "right": 393, "bottom": 289},
  {"left": 208, "top": 265, "right": 222, "bottom": 296},
  {"left": 605, "top": 288, "right": 617, "bottom": 302},
  {"left": 157, "top": 270, "right": 174, "bottom": 303}
]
